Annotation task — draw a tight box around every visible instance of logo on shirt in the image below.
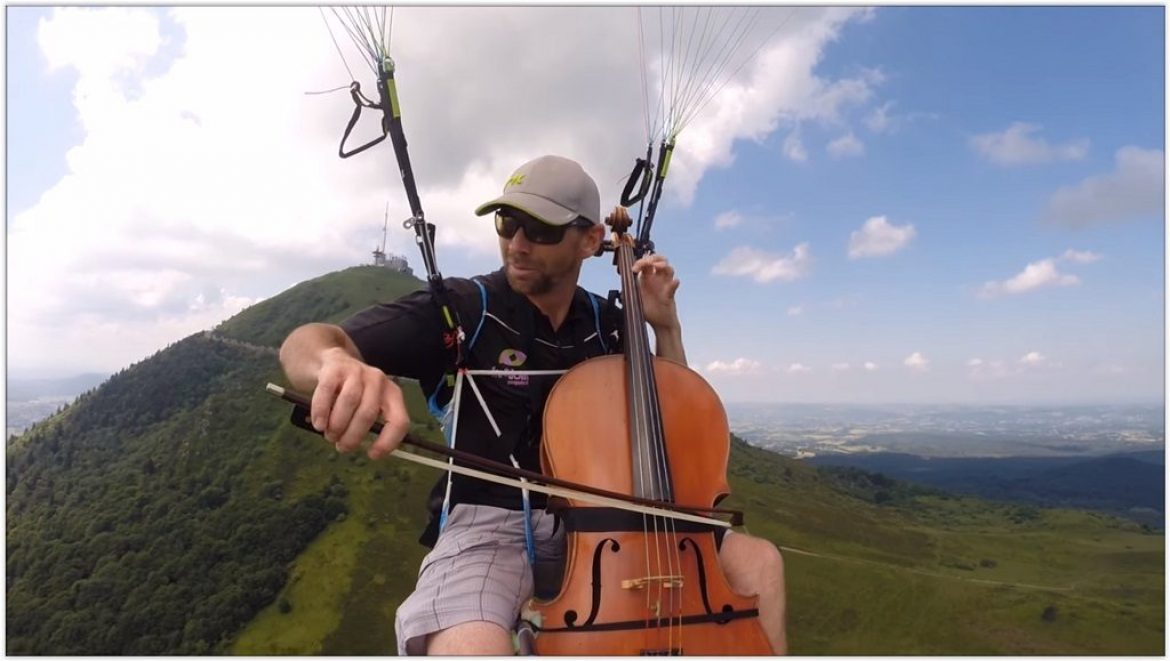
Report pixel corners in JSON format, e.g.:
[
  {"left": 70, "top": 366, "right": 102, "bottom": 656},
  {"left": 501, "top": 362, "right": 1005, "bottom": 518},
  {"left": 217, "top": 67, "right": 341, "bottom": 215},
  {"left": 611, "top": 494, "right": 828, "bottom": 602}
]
[
  {"left": 499, "top": 349, "right": 527, "bottom": 367},
  {"left": 498, "top": 349, "right": 529, "bottom": 388}
]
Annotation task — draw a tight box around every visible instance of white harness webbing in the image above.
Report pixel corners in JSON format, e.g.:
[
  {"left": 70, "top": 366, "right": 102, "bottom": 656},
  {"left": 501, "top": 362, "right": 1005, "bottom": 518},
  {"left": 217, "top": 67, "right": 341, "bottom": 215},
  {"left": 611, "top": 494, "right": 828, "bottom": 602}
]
[{"left": 438, "top": 368, "right": 569, "bottom": 565}]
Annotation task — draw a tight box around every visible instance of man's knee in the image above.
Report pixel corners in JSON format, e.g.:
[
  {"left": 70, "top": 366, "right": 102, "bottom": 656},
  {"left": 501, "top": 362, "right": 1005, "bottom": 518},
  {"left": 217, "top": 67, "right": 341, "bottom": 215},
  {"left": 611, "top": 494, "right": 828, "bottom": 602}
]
[
  {"left": 720, "top": 532, "right": 785, "bottom": 592},
  {"left": 756, "top": 537, "right": 785, "bottom": 581},
  {"left": 426, "top": 620, "right": 513, "bottom": 655}
]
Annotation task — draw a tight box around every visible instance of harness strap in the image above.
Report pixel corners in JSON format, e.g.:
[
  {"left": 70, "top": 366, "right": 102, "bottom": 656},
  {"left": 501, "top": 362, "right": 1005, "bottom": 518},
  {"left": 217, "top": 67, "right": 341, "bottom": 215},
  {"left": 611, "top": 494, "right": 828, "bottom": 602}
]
[
  {"left": 338, "top": 82, "right": 388, "bottom": 158},
  {"left": 586, "top": 290, "right": 609, "bottom": 353},
  {"left": 427, "top": 278, "right": 488, "bottom": 419},
  {"left": 510, "top": 453, "right": 537, "bottom": 566},
  {"left": 429, "top": 281, "right": 612, "bottom": 560}
]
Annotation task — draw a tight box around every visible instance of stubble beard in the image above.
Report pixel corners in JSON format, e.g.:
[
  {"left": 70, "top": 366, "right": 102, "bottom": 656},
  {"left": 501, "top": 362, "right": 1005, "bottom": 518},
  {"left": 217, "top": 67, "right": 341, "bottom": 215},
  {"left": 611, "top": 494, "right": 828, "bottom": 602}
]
[
  {"left": 505, "top": 265, "right": 555, "bottom": 297},
  {"left": 504, "top": 252, "right": 583, "bottom": 298},
  {"left": 500, "top": 233, "right": 586, "bottom": 298}
]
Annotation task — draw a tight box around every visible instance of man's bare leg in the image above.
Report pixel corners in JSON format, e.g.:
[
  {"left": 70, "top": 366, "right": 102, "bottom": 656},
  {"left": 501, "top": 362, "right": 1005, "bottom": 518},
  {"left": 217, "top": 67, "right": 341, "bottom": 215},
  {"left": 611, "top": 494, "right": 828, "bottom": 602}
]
[
  {"left": 718, "top": 532, "right": 789, "bottom": 654},
  {"left": 426, "top": 621, "right": 513, "bottom": 655}
]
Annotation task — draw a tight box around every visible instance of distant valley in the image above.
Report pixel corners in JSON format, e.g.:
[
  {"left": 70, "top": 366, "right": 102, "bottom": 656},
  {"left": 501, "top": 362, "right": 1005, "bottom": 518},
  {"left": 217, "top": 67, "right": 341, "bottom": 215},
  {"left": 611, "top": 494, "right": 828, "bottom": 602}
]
[
  {"left": 726, "top": 402, "right": 1165, "bottom": 525},
  {"left": 726, "top": 401, "right": 1164, "bottom": 459},
  {"left": 7, "top": 373, "right": 109, "bottom": 439}
]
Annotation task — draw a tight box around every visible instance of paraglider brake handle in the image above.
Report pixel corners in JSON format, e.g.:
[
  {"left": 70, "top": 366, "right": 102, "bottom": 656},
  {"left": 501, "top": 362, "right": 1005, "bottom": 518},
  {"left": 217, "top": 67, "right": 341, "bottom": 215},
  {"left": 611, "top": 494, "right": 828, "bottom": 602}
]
[
  {"left": 620, "top": 157, "right": 653, "bottom": 207},
  {"left": 338, "top": 81, "right": 389, "bottom": 159}
]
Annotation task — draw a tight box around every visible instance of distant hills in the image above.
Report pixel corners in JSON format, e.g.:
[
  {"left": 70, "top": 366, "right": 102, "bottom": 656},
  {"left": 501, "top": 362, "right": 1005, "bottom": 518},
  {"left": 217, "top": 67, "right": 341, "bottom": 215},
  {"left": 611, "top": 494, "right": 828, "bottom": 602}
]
[
  {"left": 8, "top": 373, "right": 110, "bottom": 402},
  {"left": 7, "top": 373, "right": 112, "bottom": 439},
  {"left": 805, "top": 450, "right": 1165, "bottom": 527},
  {"left": 6, "top": 265, "right": 1164, "bottom": 655}
]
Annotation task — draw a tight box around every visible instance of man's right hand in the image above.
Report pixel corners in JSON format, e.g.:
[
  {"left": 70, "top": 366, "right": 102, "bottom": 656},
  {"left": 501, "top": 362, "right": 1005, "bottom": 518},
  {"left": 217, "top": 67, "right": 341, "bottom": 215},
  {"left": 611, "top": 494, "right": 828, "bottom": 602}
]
[{"left": 279, "top": 323, "right": 412, "bottom": 461}]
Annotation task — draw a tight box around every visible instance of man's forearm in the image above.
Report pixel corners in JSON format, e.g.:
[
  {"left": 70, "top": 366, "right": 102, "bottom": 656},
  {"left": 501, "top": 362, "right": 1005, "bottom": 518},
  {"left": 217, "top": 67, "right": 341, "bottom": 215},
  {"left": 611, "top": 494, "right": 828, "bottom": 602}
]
[
  {"left": 278, "top": 323, "right": 362, "bottom": 392},
  {"left": 653, "top": 324, "right": 687, "bottom": 365}
]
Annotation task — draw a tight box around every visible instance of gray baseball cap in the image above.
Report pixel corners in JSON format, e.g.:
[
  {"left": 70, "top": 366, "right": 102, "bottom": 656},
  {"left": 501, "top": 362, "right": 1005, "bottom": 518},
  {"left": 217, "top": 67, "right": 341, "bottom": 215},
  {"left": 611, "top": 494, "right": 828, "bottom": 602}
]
[{"left": 474, "top": 155, "right": 601, "bottom": 226}]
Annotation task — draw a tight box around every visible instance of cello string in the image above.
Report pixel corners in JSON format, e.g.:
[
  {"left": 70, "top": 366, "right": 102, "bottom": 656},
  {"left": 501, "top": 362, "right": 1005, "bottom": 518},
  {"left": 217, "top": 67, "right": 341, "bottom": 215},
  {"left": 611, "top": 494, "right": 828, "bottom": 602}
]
[
  {"left": 637, "top": 321, "right": 676, "bottom": 644},
  {"left": 646, "top": 333, "right": 684, "bottom": 648},
  {"left": 626, "top": 240, "right": 679, "bottom": 646},
  {"left": 625, "top": 243, "right": 683, "bottom": 645},
  {"left": 623, "top": 243, "right": 658, "bottom": 629},
  {"left": 620, "top": 239, "right": 665, "bottom": 637}
]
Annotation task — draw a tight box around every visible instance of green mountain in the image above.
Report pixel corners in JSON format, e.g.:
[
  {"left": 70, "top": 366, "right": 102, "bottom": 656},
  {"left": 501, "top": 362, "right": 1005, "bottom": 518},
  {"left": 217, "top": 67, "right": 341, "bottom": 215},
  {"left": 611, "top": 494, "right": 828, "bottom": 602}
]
[{"left": 6, "top": 266, "right": 1163, "bottom": 655}]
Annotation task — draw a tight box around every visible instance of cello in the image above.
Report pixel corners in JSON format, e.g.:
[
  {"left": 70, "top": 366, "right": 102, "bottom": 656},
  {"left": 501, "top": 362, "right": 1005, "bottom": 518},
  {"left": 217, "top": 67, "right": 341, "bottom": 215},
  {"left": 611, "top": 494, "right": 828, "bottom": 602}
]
[{"left": 523, "top": 209, "right": 774, "bottom": 655}]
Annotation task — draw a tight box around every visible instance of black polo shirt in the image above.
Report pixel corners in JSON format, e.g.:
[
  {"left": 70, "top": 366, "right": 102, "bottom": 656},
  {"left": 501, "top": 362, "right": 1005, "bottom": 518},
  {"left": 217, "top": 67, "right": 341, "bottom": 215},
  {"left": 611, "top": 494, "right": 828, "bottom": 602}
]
[{"left": 340, "top": 268, "right": 622, "bottom": 518}]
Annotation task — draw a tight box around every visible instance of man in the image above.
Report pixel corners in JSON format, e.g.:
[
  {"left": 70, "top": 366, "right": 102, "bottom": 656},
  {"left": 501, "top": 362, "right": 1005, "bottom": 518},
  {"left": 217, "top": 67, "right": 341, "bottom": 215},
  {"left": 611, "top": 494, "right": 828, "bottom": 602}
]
[{"left": 279, "top": 155, "right": 787, "bottom": 655}]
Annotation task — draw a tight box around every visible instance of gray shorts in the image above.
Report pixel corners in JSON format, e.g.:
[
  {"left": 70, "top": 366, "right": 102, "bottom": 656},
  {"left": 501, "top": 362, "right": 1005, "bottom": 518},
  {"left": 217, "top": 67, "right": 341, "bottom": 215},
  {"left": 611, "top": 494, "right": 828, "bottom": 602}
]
[{"left": 394, "top": 504, "right": 565, "bottom": 655}]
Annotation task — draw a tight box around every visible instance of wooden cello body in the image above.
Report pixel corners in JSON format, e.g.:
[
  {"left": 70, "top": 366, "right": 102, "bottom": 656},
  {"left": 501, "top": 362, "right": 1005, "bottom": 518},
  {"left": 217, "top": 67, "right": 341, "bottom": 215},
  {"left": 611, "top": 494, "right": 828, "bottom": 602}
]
[{"left": 524, "top": 214, "right": 773, "bottom": 655}]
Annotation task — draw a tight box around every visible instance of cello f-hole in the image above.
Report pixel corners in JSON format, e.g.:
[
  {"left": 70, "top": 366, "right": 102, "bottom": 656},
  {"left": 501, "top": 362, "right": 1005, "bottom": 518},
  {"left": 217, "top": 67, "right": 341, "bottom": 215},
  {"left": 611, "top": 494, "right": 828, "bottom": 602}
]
[{"left": 565, "top": 538, "right": 621, "bottom": 629}]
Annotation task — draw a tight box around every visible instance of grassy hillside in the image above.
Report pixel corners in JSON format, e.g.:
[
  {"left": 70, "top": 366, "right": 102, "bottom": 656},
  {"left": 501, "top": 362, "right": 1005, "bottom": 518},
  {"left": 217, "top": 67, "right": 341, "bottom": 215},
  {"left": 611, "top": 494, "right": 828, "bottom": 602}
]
[
  {"left": 6, "top": 266, "right": 430, "bottom": 654},
  {"left": 723, "top": 439, "right": 1163, "bottom": 654},
  {"left": 214, "top": 265, "right": 426, "bottom": 348},
  {"left": 6, "top": 265, "right": 1163, "bottom": 655}
]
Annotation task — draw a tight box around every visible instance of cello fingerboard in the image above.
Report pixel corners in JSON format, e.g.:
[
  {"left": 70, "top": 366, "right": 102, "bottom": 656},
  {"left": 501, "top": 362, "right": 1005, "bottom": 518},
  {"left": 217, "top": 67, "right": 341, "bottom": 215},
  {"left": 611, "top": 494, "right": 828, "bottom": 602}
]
[{"left": 613, "top": 236, "right": 674, "bottom": 504}]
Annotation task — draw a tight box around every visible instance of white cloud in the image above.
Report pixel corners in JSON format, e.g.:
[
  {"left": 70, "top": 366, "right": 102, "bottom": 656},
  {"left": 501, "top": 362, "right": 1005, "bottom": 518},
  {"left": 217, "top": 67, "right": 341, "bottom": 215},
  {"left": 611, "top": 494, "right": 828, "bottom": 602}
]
[
  {"left": 979, "top": 258, "right": 1080, "bottom": 298},
  {"left": 1042, "top": 146, "right": 1164, "bottom": 227},
  {"left": 968, "top": 358, "right": 1011, "bottom": 380},
  {"left": 641, "top": 8, "right": 878, "bottom": 205},
  {"left": 783, "top": 130, "right": 808, "bottom": 162},
  {"left": 848, "top": 216, "right": 916, "bottom": 259},
  {"left": 9, "top": 6, "right": 875, "bottom": 374},
  {"left": 903, "top": 352, "right": 929, "bottom": 372},
  {"left": 822, "top": 294, "right": 860, "bottom": 310},
  {"left": 967, "top": 353, "right": 1058, "bottom": 379},
  {"left": 1020, "top": 352, "right": 1063, "bottom": 369},
  {"left": 831, "top": 362, "right": 850, "bottom": 372},
  {"left": 787, "top": 305, "right": 804, "bottom": 317},
  {"left": 706, "top": 358, "right": 763, "bottom": 375},
  {"left": 1093, "top": 363, "right": 1127, "bottom": 376},
  {"left": 863, "top": 361, "right": 878, "bottom": 371},
  {"left": 714, "top": 210, "right": 743, "bottom": 231},
  {"left": 1019, "top": 351, "right": 1046, "bottom": 367},
  {"left": 1060, "top": 249, "right": 1103, "bottom": 264},
  {"left": 712, "top": 243, "right": 812, "bottom": 284},
  {"left": 796, "top": 66, "right": 884, "bottom": 123},
  {"left": 970, "top": 122, "right": 1089, "bottom": 166},
  {"left": 863, "top": 101, "right": 937, "bottom": 135},
  {"left": 827, "top": 132, "right": 864, "bottom": 158},
  {"left": 864, "top": 101, "right": 894, "bottom": 133},
  {"left": 38, "top": 8, "right": 164, "bottom": 131},
  {"left": 787, "top": 362, "right": 812, "bottom": 374}
]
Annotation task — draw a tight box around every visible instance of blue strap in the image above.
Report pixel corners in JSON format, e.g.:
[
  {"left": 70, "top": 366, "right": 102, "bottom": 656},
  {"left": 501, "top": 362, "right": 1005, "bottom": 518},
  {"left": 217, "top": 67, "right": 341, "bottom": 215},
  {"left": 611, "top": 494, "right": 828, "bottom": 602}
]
[
  {"left": 435, "top": 402, "right": 456, "bottom": 532},
  {"left": 426, "top": 379, "right": 447, "bottom": 420},
  {"left": 469, "top": 278, "right": 488, "bottom": 350},
  {"left": 586, "top": 291, "right": 608, "bottom": 353},
  {"left": 510, "top": 454, "right": 537, "bottom": 566}
]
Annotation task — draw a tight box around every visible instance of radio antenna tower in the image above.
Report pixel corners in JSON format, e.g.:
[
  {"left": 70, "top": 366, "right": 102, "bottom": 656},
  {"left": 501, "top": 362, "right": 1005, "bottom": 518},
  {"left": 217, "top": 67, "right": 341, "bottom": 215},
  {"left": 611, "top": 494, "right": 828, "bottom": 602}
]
[{"left": 372, "top": 202, "right": 389, "bottom": 267}]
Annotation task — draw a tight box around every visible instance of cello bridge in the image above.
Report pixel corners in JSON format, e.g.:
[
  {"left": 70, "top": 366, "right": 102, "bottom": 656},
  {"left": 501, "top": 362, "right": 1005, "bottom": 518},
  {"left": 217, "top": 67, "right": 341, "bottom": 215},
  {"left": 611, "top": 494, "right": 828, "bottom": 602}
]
[{"left": 621, "top": 575, "right": 684, "bottom": 590}]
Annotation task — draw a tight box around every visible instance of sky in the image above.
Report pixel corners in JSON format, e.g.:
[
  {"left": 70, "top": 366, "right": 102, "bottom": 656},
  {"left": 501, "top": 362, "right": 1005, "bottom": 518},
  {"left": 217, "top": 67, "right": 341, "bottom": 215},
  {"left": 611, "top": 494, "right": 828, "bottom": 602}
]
[{"left": 5, "top": 5, "right": 1165, "bottom": 405}]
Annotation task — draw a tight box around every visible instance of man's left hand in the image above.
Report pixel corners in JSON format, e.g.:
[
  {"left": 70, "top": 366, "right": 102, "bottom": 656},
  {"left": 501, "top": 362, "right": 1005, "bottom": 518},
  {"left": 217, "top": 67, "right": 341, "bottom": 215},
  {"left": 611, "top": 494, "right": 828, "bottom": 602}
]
[{"left": 632, "top": 253, "right": 681, "bottom": 332}]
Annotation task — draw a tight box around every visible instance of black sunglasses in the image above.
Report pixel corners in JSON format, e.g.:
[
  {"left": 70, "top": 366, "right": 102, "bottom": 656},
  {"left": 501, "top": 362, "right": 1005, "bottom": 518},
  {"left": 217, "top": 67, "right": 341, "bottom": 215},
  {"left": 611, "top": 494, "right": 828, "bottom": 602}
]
[{"left": 494, "top": 210, "right": 594, "bottom": 245}]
